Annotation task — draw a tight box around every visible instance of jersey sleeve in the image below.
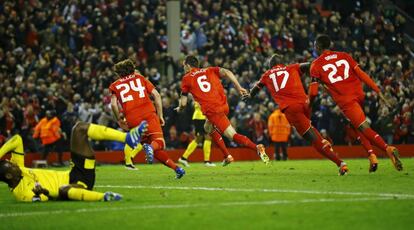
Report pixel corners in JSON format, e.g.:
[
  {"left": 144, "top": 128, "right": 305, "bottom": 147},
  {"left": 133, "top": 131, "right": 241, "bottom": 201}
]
[
  {"left": 257, "top": 74, "right": 267, "bottom": 89},
  {"left": 210, "top": 67, "right": 221, "bottom": 78},
  {"left": 310, "top": 62, "right": 320, "bottom": 79},
  {"left": 344, "top": 53, "right": 359, "bottom": 70},
  {"left": 181, "top": 76, "right": 190, "bottom": 94},
  {"left": 144, "top": 78, "right": 155, "bottom": 94},
  {"left": 109, "top": 82, "right": 117, "bottom": 94},
  {"left": 290, "top": 63, "right": 301, "bottom": 74}
]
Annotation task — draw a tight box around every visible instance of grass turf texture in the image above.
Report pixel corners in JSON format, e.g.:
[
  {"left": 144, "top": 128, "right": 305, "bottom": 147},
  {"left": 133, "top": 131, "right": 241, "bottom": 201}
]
[{"left": 1, "top": 158, "right": 413, "bottom": 230}]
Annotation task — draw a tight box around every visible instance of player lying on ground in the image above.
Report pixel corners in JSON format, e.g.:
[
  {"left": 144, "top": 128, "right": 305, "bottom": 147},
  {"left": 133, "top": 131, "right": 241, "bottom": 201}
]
[
  {"left": 178, "top": 101, "right": 215, "bottom": 167},
  {"left": 310, "top": 34, "right": 403, "bottom": 172},
  {"left": 176, "top": 55, "right": 269, "bottom": 166},
  {"left": 0, "top": 121, "right": 146, "bottom": 202},
  {"left": 110, "top": 59, "right": 185, "bottom": 178},
  {"left": 245, "top": 54, "right": 348, "bottom": 175}
]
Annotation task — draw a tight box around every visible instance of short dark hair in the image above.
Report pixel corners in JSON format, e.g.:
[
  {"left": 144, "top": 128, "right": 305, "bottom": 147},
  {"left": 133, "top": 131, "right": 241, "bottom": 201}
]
[
  {"left": 184, "top": 55, "right": 199, "bottom": 68},
  {"left": 315, "top": 34, "right": 331, "bottom": 50},
  {"left": 114, "top": 59, "right": 135, "bottom": 77},
  {"left": 268, "top": 54, "right": 282, "bottom": 68}
]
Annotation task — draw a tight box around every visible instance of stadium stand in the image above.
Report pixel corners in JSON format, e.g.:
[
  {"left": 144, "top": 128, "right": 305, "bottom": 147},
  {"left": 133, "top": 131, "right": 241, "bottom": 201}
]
[{"left": 0, "top": 0, "right": 413, "bottom": 154}]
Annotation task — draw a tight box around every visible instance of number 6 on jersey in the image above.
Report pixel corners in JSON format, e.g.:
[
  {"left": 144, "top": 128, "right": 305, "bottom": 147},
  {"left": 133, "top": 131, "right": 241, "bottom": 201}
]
[{"left": 269, "top": 71, "right": 289, "bottom": 92}]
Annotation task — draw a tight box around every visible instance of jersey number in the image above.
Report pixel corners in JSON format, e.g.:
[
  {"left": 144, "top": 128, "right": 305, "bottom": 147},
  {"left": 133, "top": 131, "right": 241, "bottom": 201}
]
[
  {"left": 116, "top": 79, "right": 146, "bottom": 103},
  {"left": 197, "top": 75, "right": 211, "bottom": 92},
  {"left": 269, "top": 71, "right": 289, "bottom": 92},
  {"left": 322, "top": 59, "right": 350, "bottom": 84}
]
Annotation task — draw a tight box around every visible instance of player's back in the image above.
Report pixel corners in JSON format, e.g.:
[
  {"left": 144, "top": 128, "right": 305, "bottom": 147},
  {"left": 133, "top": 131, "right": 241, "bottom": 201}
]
[
  {"left": 181, "top": 67, "right": 227, "bottom": 114},
  {"left": 260, "top": 63, "right": 308, "bottom": 110},
  {"left": 310, "top": 51, "right": 364, "bottom": 105},
  {"left": 13, "top": 167, "right": 69, "bottom": 201},
  {"left": 109, "top": 73, "right": 156, "bottom": 124}
]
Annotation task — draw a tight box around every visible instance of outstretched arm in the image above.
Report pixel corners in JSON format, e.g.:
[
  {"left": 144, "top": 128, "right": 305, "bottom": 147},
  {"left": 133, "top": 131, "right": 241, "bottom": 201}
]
[
  {"left": 150, "top": 88, "right": 165, "bottom": 126},
  {"left": 242, "top": 82, "right": 263, "bottom": 101},
  {"left": 219, "top": 68, "right": 248, "bottom": 95},
  {"left": 354, "top": 66, "right": 390, "bottom": 107}
]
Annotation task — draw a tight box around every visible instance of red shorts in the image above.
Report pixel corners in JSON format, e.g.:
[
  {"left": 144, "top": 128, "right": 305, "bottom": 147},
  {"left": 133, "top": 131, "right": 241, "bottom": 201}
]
[
  {"left": 283, "top": 103, "right": 311, "bottom": 136},
  {"left": 127, "top": 112, "right": 164, "bottom": 144},
  {"left": 340, "top": 100, "right": 367, "bottom": 128},
  {"left": 205, "top": 105, "right": 231, "bottom": 133}
]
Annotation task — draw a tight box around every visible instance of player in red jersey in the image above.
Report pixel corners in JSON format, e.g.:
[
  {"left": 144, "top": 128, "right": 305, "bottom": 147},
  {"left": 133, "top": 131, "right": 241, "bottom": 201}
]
[
  {"left": 176, "top": 55, "right": 269, "bottom": 166},
  {"left": 109, "top": 59, "right": 185, "bottom": 178},
  {"left": 310, "top": 34, "right": 403, "bottom": 172},
  {"left": 244, "top": 54, "right": 348, "bottom": 175}
]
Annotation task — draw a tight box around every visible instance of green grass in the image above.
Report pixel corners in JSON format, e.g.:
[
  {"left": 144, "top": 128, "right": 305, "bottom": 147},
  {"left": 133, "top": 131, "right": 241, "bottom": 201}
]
[{"left": 1, "top": 158, "right": 414, "bottom": 230}]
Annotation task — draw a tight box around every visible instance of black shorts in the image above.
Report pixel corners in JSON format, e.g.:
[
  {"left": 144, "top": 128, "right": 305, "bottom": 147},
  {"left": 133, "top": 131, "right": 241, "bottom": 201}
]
[
  {"left": 69, "top": 153, "right": 96, "bottom": 190},
  {"left": 194, "top": 119, "right": 205, "bottom": 136}
]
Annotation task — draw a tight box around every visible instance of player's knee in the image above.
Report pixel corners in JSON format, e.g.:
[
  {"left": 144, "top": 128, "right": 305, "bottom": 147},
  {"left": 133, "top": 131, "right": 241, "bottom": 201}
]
[
  {"left": 223, "top": 126, "right": 236, "bottom": 140},
  {"left": 154, "top": 139, "right": 165, "bottom": 150},
  {"left": 195, "top": 135, "right": 204, "bottom": 143},
  {"left": 72, "top": 121, "right": 90, "bottom": 136},
  {"left": 358, "top": 121, "right": 370, "bottom": 131}
]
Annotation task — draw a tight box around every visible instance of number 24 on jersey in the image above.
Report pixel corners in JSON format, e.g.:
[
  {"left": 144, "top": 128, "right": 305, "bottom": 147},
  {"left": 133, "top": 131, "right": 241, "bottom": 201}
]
[{"left": 116, "top": 79, "right": 146, "bottom": 103}]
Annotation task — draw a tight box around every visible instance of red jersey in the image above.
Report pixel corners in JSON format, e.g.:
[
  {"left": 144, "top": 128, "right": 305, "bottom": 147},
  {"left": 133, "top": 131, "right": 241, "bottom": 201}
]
[
  {"left": 181, "top": 67, "right": 228, "bottom": 115},
  {"left": 259, "top": 63, "right": 308, "bottom": 110},
  {"left": 109, "top": 73, "right": 156, "bottom": 125},
  {"left": 310, "top": 50, "right": 364, "bottom": 106}
]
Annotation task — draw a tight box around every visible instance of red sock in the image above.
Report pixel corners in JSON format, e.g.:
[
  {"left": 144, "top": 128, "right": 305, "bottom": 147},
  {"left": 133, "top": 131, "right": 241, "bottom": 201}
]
[
  {"left": 233, "top": 133, "right": 257, "bottom": 150},
  {"left": 210, "top": 129, "right": 230, "bottom": 157},
  {"left": 356, "top": 130, "right": 374, "bottom": 156},
  {"left": 361, "top": 128, "right": 387, "bottom": 151},
  {"left": 311, "top": 128, "right": 342, "bottom": 166},
  {"left": 154, "top": 150, "right": 177, "bottom": 170}
]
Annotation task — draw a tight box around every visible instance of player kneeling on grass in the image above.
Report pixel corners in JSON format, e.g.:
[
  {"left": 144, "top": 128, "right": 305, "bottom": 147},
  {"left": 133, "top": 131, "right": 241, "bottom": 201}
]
[{"left": 0, "top": 121, "right": 146, "bottom": 202}]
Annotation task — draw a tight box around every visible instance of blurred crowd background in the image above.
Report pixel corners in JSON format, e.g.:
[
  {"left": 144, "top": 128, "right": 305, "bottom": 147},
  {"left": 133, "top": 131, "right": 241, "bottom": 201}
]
[{"left": 0, "top": 0, "right": 413, "bottom": 154}]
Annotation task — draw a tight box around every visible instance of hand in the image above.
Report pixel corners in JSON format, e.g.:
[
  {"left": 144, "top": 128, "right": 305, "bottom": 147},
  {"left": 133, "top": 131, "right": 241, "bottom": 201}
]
[
  {"left": 174, "top": 106, "right": 182, "bottom": 113},
  {"left": 241, "top": 93, "right": 251, "bottom": 102},
  {"left": 117, "top": 119, "right": 130, "bottom": 131},
  {"left": 379, "top": 92, "right": 392, "bottom": 108},
  {"left": 32, "top": 182, "right": 49, "bottom": 196},
  {"left": 159, "top": 116, "right": 165, "bottom": 126},
  {"left": 238, "top": 87, "right": 249, "bottom": 96}
]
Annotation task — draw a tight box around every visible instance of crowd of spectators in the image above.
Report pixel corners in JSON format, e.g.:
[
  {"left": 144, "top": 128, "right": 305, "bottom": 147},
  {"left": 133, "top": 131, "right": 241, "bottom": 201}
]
[{"left": 0, "top": 0, "right": 413, "bottom": 154}]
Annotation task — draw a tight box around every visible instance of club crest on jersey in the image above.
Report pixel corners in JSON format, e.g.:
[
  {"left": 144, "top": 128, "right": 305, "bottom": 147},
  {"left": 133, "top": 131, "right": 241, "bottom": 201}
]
[{"left": 325, "top": 54, "right": 337, "bottom": 61}]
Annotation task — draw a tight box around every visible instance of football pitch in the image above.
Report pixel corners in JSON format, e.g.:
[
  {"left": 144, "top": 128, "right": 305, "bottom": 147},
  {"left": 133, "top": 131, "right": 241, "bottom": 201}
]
[{"left": 1, "top": 158, "right": 413, "bottom": 229}]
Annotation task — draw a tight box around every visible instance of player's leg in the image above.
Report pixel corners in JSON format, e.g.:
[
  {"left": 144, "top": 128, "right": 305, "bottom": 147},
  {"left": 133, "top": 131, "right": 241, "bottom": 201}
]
[
  {"left": 205, "top": 119, "right": 232, "bottom": 161},
  {"left": 124, "top": 144, "right": 143, "bottom": 170},
  {"left": 353, "top": 127, "right": 378, "bottom": 172},
  {"left": 343, "top": 102, "right": 402, "bottom": 171},
  {"left": 203, "top": 134, "right": 215, "bottom": 166},
  {"left": 59, "top": 184, "right": 121, "bottom": 202},
  {"left": 219, "top": 118, "right": 269, "bottom": 164},
  {"left": 0, "top": 134, "right": 25, "bottom": 167},
  {"left": 179, "top": 128, "right": 203, "bottom": 167},
  {"left": 286, "top": 104, "right": 347, "bottom": 175}
]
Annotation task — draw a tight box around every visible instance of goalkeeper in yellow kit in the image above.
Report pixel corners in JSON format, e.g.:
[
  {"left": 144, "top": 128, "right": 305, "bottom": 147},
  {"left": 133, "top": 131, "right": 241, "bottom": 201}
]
[
  {"left": 0, "top": 121, "right": 146, "bottom": 202},
  {"left": 178, "top": 102, "right": 215, "bottom": 167}
]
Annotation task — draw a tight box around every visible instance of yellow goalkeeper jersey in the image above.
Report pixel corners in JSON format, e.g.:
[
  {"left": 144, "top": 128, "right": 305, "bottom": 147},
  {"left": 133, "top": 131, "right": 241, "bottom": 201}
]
[
  {"left": 12, "top": 167, "right": 70, "bottom": 202},
  {"left": 192, "top": 102, "right": 206, "bottom": 120}
]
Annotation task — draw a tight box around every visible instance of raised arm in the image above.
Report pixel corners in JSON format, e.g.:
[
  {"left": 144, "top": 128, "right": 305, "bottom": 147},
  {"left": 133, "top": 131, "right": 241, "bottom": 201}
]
[
  {"left": 150, "top": 88, "right": 165, "bottom": 126},
  {"left": 354, "top": 66, "right": 390, "bottom": 107},
  {"left": 219, "top": 68, "right": 248, "bottom": 95},
  {"left": 299, "top": 62, "right": 311, "bottom": 74}
]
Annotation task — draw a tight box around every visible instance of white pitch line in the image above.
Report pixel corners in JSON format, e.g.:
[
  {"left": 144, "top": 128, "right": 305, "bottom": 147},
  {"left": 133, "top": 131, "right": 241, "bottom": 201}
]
[
  {"left": 0, "top": 196, "right": 404, "bottom": 218},
  {"left": 95, "top": 185, "right": 414, "bottom": 198}
]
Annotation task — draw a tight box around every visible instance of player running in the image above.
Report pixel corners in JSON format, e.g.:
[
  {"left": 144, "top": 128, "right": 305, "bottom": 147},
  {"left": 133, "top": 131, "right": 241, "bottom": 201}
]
[
  {"left": 178, "top": 101, "right": 215, "bottom": 167},
  {"left": 0, "top": 121, "right": 146, "bottom": 202},
  {"left": 176, "top": 55, "right": 269, "bottom": 166},
  {"left": 310, "top": 34, "right": 403, "bottom": 172},
  {"left": 110, "top": 59, "right": 185, "bottom": 179},
  {"left": 245, "top": 54, "right": 348, "bottom": 175}
]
